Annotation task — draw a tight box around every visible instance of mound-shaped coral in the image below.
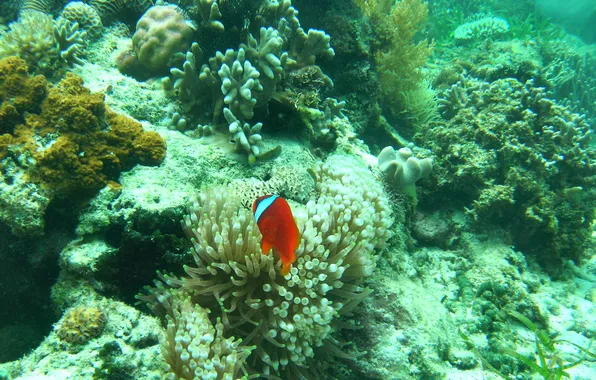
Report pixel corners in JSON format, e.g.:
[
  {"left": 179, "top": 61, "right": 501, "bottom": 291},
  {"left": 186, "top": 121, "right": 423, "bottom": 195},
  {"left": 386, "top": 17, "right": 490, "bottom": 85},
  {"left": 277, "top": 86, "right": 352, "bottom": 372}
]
[
  {"left": 56, "top": 306, "right": 106, "bottom": 344},
  {"left": 139, "top": 154, "right": 393, "bottom": 378},
  {"left": 132, "top": 5, "right": 194, "bottom": 74}
]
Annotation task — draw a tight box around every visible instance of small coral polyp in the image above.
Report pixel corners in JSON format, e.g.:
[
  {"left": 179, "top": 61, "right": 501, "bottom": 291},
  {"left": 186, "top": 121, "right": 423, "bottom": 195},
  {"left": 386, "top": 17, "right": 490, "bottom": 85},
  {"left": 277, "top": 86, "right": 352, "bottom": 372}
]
[{"left": 57, "top": 306, "right": 106, "bottom": 344}]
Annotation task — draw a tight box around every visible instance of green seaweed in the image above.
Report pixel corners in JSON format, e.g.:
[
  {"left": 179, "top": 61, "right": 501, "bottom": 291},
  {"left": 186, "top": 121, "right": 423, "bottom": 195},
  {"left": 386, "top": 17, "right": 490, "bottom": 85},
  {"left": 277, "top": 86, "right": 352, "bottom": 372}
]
[{"left": 462, "top": 311, "right": 595, "bottom": 379}]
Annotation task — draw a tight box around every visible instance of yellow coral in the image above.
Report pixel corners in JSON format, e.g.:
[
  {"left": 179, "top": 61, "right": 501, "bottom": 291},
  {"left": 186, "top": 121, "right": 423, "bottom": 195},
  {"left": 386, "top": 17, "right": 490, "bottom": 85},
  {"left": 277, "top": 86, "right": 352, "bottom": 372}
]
[
  {"left": 0, "top": 56, "right": 47, "bottom": 133},
  {"left": 356, "top": 0, "right": 435, "bottom": 123},
  {"left": 57, "top": 306, "right": 106, "bottom": 344},
  {"left": 0, "top": 57, "right": 166, "bottom": 198},
  {"left": 133, "top": 131, "right": 167, "bottom": 165}
]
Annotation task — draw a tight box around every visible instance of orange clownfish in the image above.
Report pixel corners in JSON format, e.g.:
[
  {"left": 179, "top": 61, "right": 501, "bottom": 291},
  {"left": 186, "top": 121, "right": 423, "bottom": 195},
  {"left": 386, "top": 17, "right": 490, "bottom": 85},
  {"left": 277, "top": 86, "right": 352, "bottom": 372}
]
[{"left": 252, "top": 194, "right": 299, "bottom": 276}]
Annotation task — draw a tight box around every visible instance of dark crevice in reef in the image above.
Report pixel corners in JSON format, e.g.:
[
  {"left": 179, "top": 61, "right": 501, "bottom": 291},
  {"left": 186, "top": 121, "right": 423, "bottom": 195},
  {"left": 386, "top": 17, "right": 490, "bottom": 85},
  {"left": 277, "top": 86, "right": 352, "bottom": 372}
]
[{"left": 0, "top": 201, "right": 75, "bottom": 363}]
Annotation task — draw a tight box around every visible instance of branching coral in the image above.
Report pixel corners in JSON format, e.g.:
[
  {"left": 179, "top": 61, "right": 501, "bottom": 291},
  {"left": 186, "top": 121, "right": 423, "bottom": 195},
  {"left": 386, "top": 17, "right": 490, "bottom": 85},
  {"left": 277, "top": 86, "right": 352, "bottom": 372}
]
[
  {"left": 154, "top": 0, "right": 336, "bottom": 161},
  {"left": 0, "top": 11, "right": 88, "bottom": 75},
  {"left": 139, "top": 154, "right": 393, "bottom": 378}
]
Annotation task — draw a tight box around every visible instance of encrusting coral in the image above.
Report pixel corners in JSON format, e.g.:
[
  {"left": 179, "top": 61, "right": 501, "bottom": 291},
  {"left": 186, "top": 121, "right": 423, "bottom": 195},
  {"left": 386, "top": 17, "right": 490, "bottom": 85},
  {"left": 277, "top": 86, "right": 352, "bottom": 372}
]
[
  {"left": 0, "top": 57, "right": 166, "bottom": 198},
  {"left": 138, "top": 154, "right": 394, "bottom": 378}
]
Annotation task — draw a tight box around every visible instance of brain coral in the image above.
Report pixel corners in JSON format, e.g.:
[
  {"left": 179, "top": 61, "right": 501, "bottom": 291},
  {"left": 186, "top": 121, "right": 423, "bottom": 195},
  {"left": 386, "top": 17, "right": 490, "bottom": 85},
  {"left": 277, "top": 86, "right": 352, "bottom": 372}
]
[
  {"left": 57, "top": 306, "right": 106, "bottom": 344},
  {"left": 139, "top": 154, "right": 393, "bottom": 378},
  {"left": 132, "top": 5, "right": 194, "bottom": 74},
  {"left": 61, "top": 1, "right": 104, "bottom": 39}
]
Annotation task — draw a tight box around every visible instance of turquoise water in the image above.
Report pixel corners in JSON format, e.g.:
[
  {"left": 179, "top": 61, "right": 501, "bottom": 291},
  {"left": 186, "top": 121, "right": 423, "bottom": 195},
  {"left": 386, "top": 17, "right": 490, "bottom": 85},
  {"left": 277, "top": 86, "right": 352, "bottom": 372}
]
[{"left": 0, "top": 0, "right": 594, "bottom": 379}]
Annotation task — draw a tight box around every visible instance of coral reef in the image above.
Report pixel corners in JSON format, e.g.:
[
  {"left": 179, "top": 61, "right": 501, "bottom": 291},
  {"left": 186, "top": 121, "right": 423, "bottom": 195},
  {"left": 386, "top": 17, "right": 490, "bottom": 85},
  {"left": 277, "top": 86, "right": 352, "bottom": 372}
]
[
  {"left": 417, "top": 71, "right": 596, "bottom": 265},
  {"left": 56, "top": 306, "right": 106, "bottom": 344},
  {"left": 154, "top": 0, "right": 336, "bottom": 161},
  {"left": 454, "top": 14, "right": 510, "bottom": 44},
  {"left": 0, "top": 57, "right": 166, "bottom": 235},
  {"left": 138, "top": 153, "right": 393, "bottom": 378},
  {"left": 0, "top": 296, "right": 167, "bottom": 379}
]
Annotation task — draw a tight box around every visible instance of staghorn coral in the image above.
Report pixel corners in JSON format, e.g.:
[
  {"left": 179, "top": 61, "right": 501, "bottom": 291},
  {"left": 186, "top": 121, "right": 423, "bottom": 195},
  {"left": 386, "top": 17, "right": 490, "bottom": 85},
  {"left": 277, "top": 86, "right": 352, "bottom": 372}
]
[
  {"left": 139, "top": 154, "right": 393, "bottom": 378},
  {"left": 56, "top": 306, "right": 106, "bottom": 344}
]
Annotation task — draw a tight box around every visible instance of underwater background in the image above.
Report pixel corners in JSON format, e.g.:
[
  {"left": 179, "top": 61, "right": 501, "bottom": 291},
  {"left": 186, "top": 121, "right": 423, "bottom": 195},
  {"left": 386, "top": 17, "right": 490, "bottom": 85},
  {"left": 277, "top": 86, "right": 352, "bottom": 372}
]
[{"left": 0, "top": 0, "right": 595, "bottom": 379}]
